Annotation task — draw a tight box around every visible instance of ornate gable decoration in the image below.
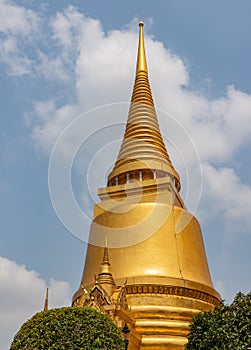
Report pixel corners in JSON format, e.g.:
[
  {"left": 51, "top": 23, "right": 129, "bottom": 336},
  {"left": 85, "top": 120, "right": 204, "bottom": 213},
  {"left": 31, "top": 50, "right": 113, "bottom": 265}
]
[
  {"left": 112, "top": 286, "right": 129, "bottom": 311},
  {"left": 78, "top": 284, "right": 111, "bottom": 313}
]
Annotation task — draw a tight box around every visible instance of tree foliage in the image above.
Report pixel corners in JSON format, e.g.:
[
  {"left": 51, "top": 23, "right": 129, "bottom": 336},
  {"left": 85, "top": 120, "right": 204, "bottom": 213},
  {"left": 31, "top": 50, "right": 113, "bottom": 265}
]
[
  {"left": 10, "top": 306, "right": 125, "bottom": 350},
  {"left": 186, "top": 291, "right": 251, "bottom": 350}
]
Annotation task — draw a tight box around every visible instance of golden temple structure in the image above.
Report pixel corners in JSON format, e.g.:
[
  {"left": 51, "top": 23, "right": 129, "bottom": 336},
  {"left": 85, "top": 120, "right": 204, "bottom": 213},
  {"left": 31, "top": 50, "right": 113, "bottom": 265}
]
[{"left": 73, "top": 22, "right": 220, "bottom": 349}]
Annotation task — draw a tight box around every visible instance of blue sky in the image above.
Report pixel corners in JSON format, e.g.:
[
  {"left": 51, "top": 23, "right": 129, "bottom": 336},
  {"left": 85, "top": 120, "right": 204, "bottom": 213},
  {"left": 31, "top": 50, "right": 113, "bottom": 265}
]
[{"left": 1, "top": 1, "right": 251, "bottom": 348}]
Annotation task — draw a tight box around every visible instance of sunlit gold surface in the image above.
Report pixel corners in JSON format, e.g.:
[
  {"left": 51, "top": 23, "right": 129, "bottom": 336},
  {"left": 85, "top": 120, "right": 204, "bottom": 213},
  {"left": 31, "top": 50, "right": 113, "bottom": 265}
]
[
  {"left": 73, "top": 22, "right": 220, "bottom": 349},
  {"left": 95, "top": 246, "right": 116, "bottom": 296},
  {"left": 108, "top": 22, "right": 180, "bottom": 191},
  {"left": 136, "top": 22, "right": 148, "bottom": 74}
]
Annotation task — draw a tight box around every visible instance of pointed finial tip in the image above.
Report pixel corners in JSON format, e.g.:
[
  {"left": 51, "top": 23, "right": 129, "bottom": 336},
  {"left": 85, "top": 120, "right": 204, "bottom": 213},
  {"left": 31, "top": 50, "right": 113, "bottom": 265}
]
[{"left": 139, "top": 21, "right": 144, "bottom": 27}]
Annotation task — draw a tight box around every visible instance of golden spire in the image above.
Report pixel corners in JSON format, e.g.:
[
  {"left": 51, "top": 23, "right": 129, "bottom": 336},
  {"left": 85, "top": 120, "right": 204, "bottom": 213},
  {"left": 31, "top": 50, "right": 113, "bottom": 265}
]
[
  {"left": 43, "top": 287, "right": 49, "bottom": 311},
  {"left": 96, "top": 246, "right": 116, "bottom": 296},
  {"left": 136, "top": 22, "right": 147, "bottom": 74},
  {"left": 107, "top": 22, "right": 181, "bottom": 191}
]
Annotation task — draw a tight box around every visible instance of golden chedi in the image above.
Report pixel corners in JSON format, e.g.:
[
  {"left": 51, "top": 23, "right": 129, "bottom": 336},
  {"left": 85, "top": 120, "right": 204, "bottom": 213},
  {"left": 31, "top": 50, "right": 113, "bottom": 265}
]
[{"left": 73, "top": 22, "right": 220, "bottom": 350}]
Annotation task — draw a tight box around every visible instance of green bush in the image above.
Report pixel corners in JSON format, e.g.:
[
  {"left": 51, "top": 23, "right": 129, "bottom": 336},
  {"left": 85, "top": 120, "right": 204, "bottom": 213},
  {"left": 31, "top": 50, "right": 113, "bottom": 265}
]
[
  {"left": 186, "top": 291, "right": 251, "bottom": 350},
  {"left": 10, "top": 306, "right": 125, "bottom": 350}
]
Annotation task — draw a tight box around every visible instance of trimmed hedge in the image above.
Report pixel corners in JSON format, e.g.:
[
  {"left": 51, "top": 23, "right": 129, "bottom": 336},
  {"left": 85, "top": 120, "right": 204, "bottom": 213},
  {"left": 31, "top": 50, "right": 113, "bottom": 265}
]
[
  {"left": 10, "top": 306, "right": 125, "bottom": 350},
  {"left": 186, "top": 291, "right": 251, "bottom": 350}
]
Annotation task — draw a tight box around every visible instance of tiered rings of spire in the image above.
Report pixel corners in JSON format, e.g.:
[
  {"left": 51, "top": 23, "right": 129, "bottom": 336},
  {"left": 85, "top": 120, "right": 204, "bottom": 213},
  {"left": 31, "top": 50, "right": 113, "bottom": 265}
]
[{"left": 107, "top": 22, "right": 181, "bottom": 191}]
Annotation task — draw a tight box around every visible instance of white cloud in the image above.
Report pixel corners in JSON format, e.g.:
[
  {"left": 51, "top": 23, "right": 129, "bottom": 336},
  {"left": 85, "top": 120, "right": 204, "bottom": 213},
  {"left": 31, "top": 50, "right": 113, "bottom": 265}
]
[
  {"left": 1, "top": 4, "right": 250, "bottom": 163},
  {"left": 0, "top": 33, "right": 34, "bottom": 75},
  {"left": 48, "top": 278, "right": 71, "bottom": 307},
  {"left": 29, "top": 11, "right": 251, "bottom": 165},
  {"left": 19, "top": 8, "right": 250, "bottom": 229},
  {"left": 0, "top": 0, "right": 39, "bottom": 35},
  {"left": 34, "top": 6, "right": 86, "bottom": 81},
  {"left": 188, "top": 86, "right": 251, "bottom": 163},
  {"left": 0, "top": 256, "right": 71, "bottom": 350},
  {"left": 31, "top": 100, "right": 80, "bottom": 154},
  {"left": 35, "top": 50, "right": 70, "bottom": 81},
  {"left": 76, "top": 24, "right": 137, "bottom": 110},
  {"left": 0, "top": 3, "right": 83, "bottom": 79},
  {"left": 51, "top": 5, "right": 85, "bottom": 49},
  {"left": 0, "top": 0, "right": 40, "bottom": 75},
  {"left": 202, "top": 164, "right": 251, "bottom": 227}
]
